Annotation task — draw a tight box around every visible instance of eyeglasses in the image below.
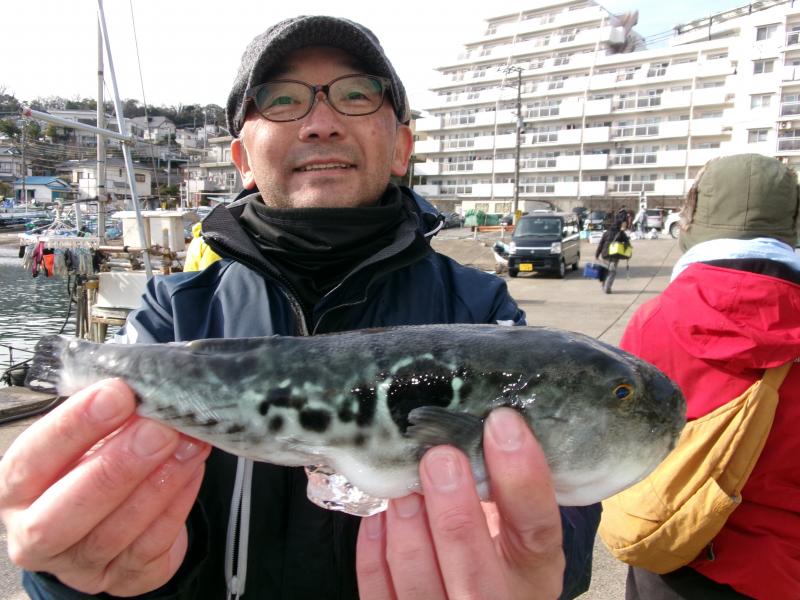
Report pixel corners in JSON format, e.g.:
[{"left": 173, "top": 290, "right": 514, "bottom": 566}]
[{"left": 243, "top": 74, "right": 392, "bottom": 123}]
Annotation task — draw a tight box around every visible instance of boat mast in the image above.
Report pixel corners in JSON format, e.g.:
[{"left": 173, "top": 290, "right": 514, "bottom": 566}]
[
  {"left": 96, "top": 0, "right": 152, "bottom": 277},
  {"left": 97, "top": 21, "right": 106, "bottom": 245}
]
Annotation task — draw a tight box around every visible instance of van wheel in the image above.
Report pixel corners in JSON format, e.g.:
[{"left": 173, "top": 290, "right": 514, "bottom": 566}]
[
  {"left": 669, "top": 222, "right": 679, "bottom": 239},
  {"left": 509, "top": 268, "right": 519, "bottom": 278},
  {"left": 557, "top": 259, "right": 567, "bottom": 279},
  {"left": 572, "top": 253, "right": 580, "bottom": 271}
]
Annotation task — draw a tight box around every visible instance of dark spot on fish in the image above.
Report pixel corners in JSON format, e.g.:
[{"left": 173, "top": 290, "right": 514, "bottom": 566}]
[
  {"left": 226, "top": 424, "right": 246, "bottom": 434},
  {"left": 266, "top": 387, "right": 294, "bottom": 408},
  {"left": 388, "top": 360, "right": 454, "bottom": 432},
  {"left": 268, "top": 415, "right": 283, "bottom": 433},
  {"left": 338, "top": 402, "right": 355, "bottom": 423},
  {"left": 353, "top": 432, "right": 367, "bottom": 447},
  {"left": 200, "top": 417, "right": 219, "bottom": 427},
  {"left": 352, "top": 385, "right": 377, "bottom": 427},
  {"left": 258, "top": 399, "right": 270, "bottom": 416},
  {"left": 299, "top": 408, "right": 331, "bottom": 433}
]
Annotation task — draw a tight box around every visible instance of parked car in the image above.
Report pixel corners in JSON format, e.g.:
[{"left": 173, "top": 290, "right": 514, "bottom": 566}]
[
  {"left": 664, "top": 210, "right": 681, "bottom": 238},
  {"left": 507, "top": 212, "right": 581, "bottom": 278},
  {"left": 441, "top": 212, "right": 464, "bottom": 229},
  {"left": 645, "top": 208, "right": 665, "bottom": 230},
  {"left": 585, "top": 210, "right": 608, "bottom": 231}
]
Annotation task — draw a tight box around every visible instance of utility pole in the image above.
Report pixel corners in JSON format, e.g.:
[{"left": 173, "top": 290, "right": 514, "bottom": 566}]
[{"left": 499, "top": 65, "right": 523, "bottom": 223}]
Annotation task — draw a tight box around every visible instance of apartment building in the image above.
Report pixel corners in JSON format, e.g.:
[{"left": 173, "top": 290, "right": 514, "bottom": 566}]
[{"left": 413, "top": 0, "right": 800, "bottom": 216}]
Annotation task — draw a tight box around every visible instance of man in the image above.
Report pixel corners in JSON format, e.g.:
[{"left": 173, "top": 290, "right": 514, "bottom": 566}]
[
  {"left": 595, "top": 220, "right": 631, "bottom": 294},
  {"left": 620, "top": 154, "right": 800, "bottom": 598},
  {"left": 0, "top": 16, "right": 599, "bottom": 599}
]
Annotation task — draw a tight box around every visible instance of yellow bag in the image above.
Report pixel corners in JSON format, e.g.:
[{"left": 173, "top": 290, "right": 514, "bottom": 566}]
[
  {"left": 608, "top": 240, "right": 632, "bottom": 258},
  {"left": 599, "top": 362, "right": 793, "bottom": 574}
]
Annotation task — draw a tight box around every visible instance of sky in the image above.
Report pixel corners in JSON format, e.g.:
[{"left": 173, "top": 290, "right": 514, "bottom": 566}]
[{"left": 2, "top": 0, "right": 746, "bottom": 116}]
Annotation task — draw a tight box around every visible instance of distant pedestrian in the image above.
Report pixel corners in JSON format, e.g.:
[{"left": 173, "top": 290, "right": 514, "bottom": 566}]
[
  {"left": 595, "top": 220, "right": 631, "bottom": 293},
  {"left": 632, "top": 206, "right": 647, "bottom": 238}
]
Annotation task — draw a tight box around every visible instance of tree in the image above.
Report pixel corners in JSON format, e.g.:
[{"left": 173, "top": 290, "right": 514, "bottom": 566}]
[{"left": 0, "top": 119, "right": 20, "bottom": 139}]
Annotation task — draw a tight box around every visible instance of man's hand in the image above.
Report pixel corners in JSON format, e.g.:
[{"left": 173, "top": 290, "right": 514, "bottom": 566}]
[
  {"left": 356, "top": 408, "right": 565, "bottom": 600},
  {"left": 0, "top": 379, "right": 211, "bottom": 596}
]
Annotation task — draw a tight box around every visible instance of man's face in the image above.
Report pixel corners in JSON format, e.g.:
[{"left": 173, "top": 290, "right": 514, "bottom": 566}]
[{"left": 231, "top": 46, "right": 413, "bottom": 209}]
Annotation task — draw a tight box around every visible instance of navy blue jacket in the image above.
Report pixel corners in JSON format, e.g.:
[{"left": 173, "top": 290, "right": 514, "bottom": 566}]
[{"left": 24, "top": 188, "right": 599, "bottom": 599}]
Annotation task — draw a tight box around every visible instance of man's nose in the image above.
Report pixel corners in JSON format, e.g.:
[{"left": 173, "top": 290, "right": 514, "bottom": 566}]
[{"left": 298, "top": 91, "right": 345, "bottom": 141}]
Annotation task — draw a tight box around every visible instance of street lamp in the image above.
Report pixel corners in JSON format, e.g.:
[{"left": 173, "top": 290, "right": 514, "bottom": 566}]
[{"left": 498, "top": 65, "right": 523, "bottom": 224}]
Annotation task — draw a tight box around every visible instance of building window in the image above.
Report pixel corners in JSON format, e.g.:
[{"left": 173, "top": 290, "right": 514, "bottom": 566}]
[
  {"left": 756, "top": 24, "right": 777, "bottom": 41},
  {"left": 751, "top": 94, "right": 772, "bottom": 108},
  {"left": 753, "top": 59, "right": 775, "bottom": 74},
  {"left": 647, "top": 62, "right": 668, "bottom": 77},
  {"left": 135, "top": 173, "right": 146, "bottom": 183},
  {"left": 787, "top": 25, "right": 800, "bottom": 45},
  {"left": 748, "top": 128, "right": 769, "bottom": 143}
]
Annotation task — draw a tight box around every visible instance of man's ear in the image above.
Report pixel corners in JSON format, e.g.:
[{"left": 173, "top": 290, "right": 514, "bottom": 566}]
[
  {"left": 390, "top": 124, "right": 414, "bottom": 177},
  {"left": 231, "top": 137, "right": 257, "bottom": 190}
]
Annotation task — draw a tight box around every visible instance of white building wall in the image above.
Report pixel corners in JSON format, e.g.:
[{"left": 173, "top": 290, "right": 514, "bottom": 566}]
[{"left": 414, "top": 0, "right": 800, "bottom": 215}]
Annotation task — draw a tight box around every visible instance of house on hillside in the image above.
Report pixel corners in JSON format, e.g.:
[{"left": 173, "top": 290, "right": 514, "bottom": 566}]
[
  {"left": 56, "top": 159, "right": 152, "bottom": 200},
  {"left": 13, "top": 176, "right": 73, "bottom": 204},
  {"left": 129, "top": 116, "right": 176, "bottom": 143},
  {"left": 0, "top": 146, "right": 29, "bottom": 186},
  {"left": 182, "top": 135, "right": 241, "bottom": 205}
]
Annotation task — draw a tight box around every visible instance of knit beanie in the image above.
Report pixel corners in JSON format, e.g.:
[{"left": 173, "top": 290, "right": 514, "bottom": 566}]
[
  {"left": 679, "top": 153, "right": 799, "bottom": 252},
  {"left": 226, "top": 15, "right": 410, "bottom": 137}
]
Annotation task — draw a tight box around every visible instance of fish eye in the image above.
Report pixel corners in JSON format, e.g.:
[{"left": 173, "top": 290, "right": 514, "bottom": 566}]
[{"left": 614, "top": 383, "right": 634, "bottom": 400}]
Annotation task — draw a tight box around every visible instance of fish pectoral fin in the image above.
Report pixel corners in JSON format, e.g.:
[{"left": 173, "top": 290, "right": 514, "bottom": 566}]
[{"left": 406, "top": 406, "right": 484, "bottom": 453}]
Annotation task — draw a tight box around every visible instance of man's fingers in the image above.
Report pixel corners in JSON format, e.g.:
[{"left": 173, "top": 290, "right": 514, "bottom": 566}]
[
  {"left": 420, "top": 447, "right": 504, "bottom": 599},
  {"left": 64, "top": 441, "right": 210, "bottom": 573},
  {"left": 0, "top": 379, "right": 136, "bottom": 507},
  {"left": 11, "top": 416, "right": 182, "bottom": 564},
  {"left": 384, "top": 494, "right": 447, "bottom": 600},
  {"left": 99, "top": 462, "right": 206, "bottom": 597},
  {"left": 356, "top": 512, "right": 395, "bottom": 600},
  {"left": 483, "top": 409, "right": 564, "bottom": 592}
]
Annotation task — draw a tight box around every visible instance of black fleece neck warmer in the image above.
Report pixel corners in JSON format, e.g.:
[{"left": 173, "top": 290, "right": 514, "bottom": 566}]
[{"left": 238, "top": 184, "right": 408, "bottom": 310}]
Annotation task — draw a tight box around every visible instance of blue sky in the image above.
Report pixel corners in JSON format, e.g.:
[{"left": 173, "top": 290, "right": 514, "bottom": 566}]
[{"left": 2, "top": 1, "right": 746, "bottom": 109}]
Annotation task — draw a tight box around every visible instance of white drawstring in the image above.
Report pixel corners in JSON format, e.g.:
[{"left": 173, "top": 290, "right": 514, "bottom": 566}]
[{"left": 226, "top": 458, "right": 254, "bottom": 599}]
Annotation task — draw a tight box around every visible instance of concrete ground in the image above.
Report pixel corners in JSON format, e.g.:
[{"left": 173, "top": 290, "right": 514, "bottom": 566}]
[{"left": 0, "top": 229, "right": 683, "bottom": 599}]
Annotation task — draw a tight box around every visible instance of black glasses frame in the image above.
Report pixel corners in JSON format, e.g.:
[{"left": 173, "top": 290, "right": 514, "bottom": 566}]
[{"left": 243, "top": 74, "right": 392, "bottom": 123}]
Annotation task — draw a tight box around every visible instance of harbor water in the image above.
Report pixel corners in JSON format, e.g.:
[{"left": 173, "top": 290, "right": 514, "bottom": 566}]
[{"left": 0, "top": 244, "right": 75, "bottom": 384}]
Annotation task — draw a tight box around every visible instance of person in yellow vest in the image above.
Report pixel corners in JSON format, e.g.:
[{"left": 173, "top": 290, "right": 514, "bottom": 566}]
[{"left": 183, "top": 221, "right": 221, "bottom": 271}]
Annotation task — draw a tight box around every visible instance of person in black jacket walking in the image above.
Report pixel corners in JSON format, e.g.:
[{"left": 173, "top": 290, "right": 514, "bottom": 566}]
[
  {"left": 596, "top": 221, "right": 632, "bottom": 293},
  {"left": 0, "top": 15, "right": 600, "bottom": 600}
]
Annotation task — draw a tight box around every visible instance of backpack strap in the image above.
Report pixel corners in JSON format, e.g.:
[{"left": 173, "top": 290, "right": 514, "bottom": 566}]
[{"left": 762, "top": 360, "right": 795, "bottom": 391}]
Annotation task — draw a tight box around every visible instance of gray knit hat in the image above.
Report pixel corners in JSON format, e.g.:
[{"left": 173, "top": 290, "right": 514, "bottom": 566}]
[
  {"left": 226, "top": 15, "right": 410, "bottom": 137},
  {"left": 679, "top": 153, "right": 800, "bottom": 252}
]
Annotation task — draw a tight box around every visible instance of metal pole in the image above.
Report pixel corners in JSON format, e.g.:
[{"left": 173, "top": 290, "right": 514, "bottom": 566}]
[
  {"left": 513, "top": 69, "right": 522, "bottom": 222},
  {"left": 96, "top": 0, "right": 152, "bottom": 278},
  {"left": 97, "top": 22, "right": 107, "bottom": 244},
  {"left": 21, "top": 107, "right": 136, "bottom": 144},
  {"left": 20, "top": 126, "right": 26, "bottom": 211}
]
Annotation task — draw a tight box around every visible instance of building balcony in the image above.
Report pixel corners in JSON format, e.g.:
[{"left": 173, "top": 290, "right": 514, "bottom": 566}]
[
  {"left": 472, "top": 159, "right": 515, "bottom": 174},
  {"left": 777, "top": 135, "right": 800, "bottom": 152},
  {"left": 415, "top": 161, "right": 441, "bottom": 176},
  {"left": 414, "top": 138, "right": 442, "bottom": 155},
  {"left": 413, "top": 184, "right": 441, "bottom": 197},
  {"left": 579, "top": 180, "right": 608, "bottom": 196},
  {"left": 653, "top": 179, "right": 691, "bottom": 196},
  {"left": 478, "top": 5, "right": 606, "bottom": 46},
  {"left": 690, "top": 117, "right": 727, "bottom": 137}
]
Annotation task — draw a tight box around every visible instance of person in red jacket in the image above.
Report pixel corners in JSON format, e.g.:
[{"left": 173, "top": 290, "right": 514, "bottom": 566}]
[{"left": 621, "top": 153, "right": 800, "bottom": 600}]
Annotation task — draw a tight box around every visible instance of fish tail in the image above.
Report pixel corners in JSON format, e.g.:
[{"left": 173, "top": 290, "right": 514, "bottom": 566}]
[{"left": 25, "top": 334, "right": 70, "bottom": 394}]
